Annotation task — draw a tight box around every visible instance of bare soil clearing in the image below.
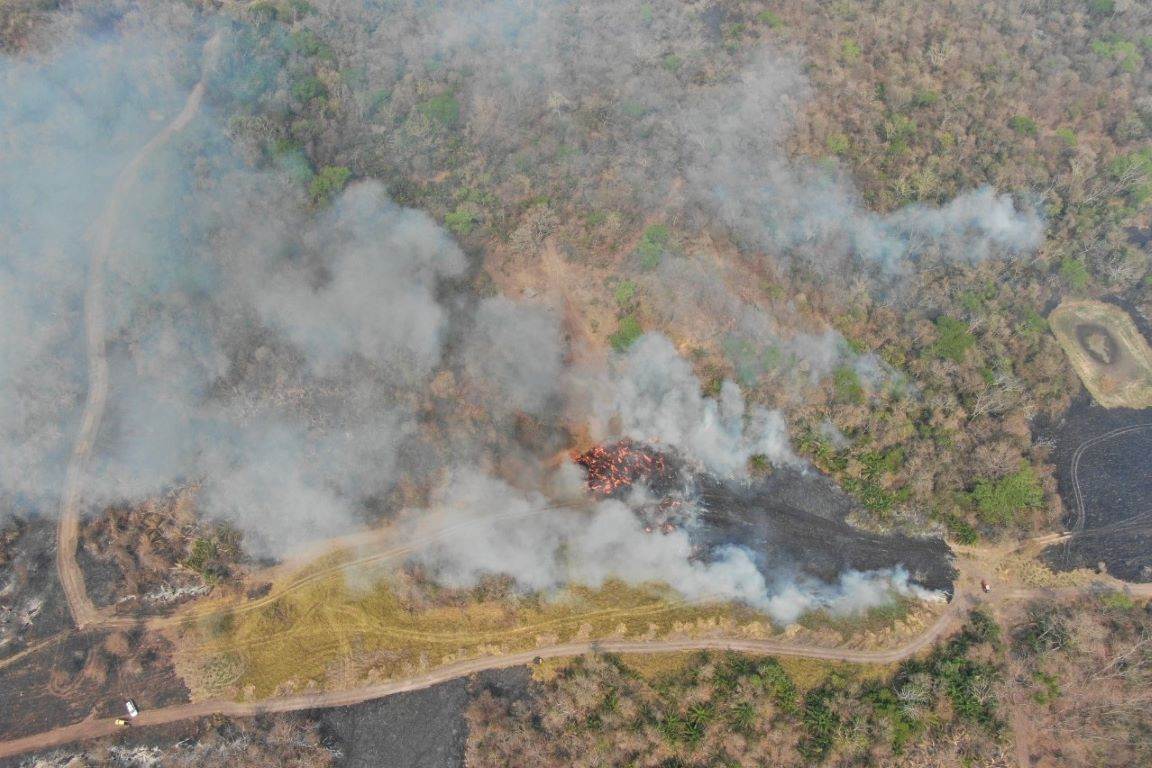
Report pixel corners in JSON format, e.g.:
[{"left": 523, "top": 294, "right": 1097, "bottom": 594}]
[{"left": 1049, "top": 300, "right": 1152, "bottom": 409}]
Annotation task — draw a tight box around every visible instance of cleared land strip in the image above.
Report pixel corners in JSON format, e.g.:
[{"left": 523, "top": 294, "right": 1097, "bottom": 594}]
[{"left": 0, "top": 606, "right": 963, "bottom": 761}]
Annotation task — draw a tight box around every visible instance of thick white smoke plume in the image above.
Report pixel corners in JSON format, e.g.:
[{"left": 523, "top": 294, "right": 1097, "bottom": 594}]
[
  {"left": 252, "top": 183, "right": 467, "bottom": 380},
  {"left": 0, "top": 16, "right": 461, "bottom": 552},
  {"left": 412, "top": 470, "right": 943, "bottom": 625},
  {"left": 0, "top": 2, "right": 952, "bottom": 621},
  {"left": 573, "top": 334, "right": 799, "bottom": 476},
  {"left": 461, "top": 296, "right": 564, "bottom": 417}
]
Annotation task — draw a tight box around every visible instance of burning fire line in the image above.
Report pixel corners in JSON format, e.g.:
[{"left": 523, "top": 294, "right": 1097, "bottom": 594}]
[{"left": 573, "top": 439, "right": 667, "bottom": 496}]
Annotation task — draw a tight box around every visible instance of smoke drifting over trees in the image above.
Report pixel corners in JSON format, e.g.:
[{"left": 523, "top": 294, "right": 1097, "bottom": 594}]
[
  {"left": 572, "top": 334, "right": 799, "bottom": 475},
  {"left": 0, "top": 0, "right": 1040, "bottom": 617}
]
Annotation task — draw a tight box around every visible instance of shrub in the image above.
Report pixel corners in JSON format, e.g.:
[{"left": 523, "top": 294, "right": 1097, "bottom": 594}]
[
  {"left": 971, "top": 464, "right": 1044, "bottom": 525},
  {"left": 1060, "top": 257, "right": 1090, "bottom": 291},
  {"left": 445, "top": 207, "right": 477, "bottom": 236},
  {"left": 911, "top": 89, "right": 940, "bottom": 108},
  {"left": 419, "top": 93, "right": 461, "bottom": 127},
  {"left": 289, "top": 28, "right": 332, "bottom": 59},
  {"left": 1014, "top": 603, "right": 1070, "bottom": 655},
  {"left": 757, "top": 10, "right": 783, "bottom": 28},
  {"left": 1099, "top": 590, "right": 1136, "bottom": 611},
  {"left": 186, "top": 538, "right": 218, "bottom": 573},
  {"left": 609, "top": 314, "right": 643, "bottom": 351},
  {"left": 748, "top": 454, "right": 772, "bottom": 476},
  {"left": 833, "top": 366, "right": 864, "bottom": 403},
  {"left": 1087, "top": 0, "right": 1116, "bottom": 17},
  {"left": 827, "top": 133, "right": 850, "bottom": 155},
  {"left": 1009, "top": 115, "right": 1038, "bottom": 136},
  {"left": 291, "top": 75, "right": 327, "bottom": 103},
  {"left": 1092, "top": 38, "right": 1142, "bottom": 72},
  {"left": 309, "top": 165, "right": 351, "bottom": 203},
  {"left": 614, "top": 279, "right": 637, "bottom": 306},
  {"left": 636, "top": 224, "right": 670, "bottom": 270},
  {"left": 930, "top": 316, "right": 975, "bottom": 363}
]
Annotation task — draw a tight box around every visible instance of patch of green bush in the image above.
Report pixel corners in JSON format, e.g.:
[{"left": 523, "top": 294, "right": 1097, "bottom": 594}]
[
  {"left": 636, "top": 224, "right": 670, "bottom": 270},
  {"left": 833, "top": 365, "right": 865, "bottom": 403},
  {"left": 419, "top": 93, "right": 461, "bottom": 127},
  {"left": 614, "top": 279, "right": 638, "bottom": 306},
  {"left": 1060, "top": 257, "right": 1090, "bottom": 291},
  {"left": 609, "top": 314, "right": 643, "bottom": 352},
  {"left": 930, "top": 316, "right": 976, "bottom": 363},
  {"left": 970, "top": 464, "right": 1044, "bottom": 525},
  {"left": 309, "top": 165, "right": 351, "bottom": 203},
  {"left": 445, "top": 207, "right": 477, "bottom": 236},
  {"left": 1009, "top": 115, "right": 1038, "bottom": 136},
  {"left": 291, "top": 74, "right": 328, "bottom": 103},
  {"left": 757, "top": 10, "right": 784, "bottom": 28}
]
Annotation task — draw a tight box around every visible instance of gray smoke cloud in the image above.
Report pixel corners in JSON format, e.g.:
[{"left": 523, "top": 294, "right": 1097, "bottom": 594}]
[
  {"left": 411, "top": 468, "right": 943, "bottom": 625},
  {"left": 0, "top": 1, "right": 950, "bottom": 621},
  {"left": 332, "top": 0, "right": 1043, "bottom": 275},
  {"left": 251, "top": 182, "right": 467, "bottom": 380},
  {"left": 0, "top": 7, "right": 201, "bottom": 504},
  {"left": 649, "top": 256, "right": 896, "bottom": 398},
  {"left": 0, "top": 13, "right": 455, "bottom": 553},
  {"left": 461, "top": 296, "right": 563, "bottom": 417},
  {"left": 679, "top": 51, "right": 1044, "bottom": 273},
  {"left": 572, "top": 333, "right": 799, "bottom": 476}
]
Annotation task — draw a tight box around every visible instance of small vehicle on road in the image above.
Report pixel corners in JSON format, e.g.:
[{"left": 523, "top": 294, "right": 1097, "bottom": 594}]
[
  {"left": 115, "top": 719, "right": 129, "bottom": 727},
  {"left": 125, "top": 700, "right": 139, "bottom": 718}
]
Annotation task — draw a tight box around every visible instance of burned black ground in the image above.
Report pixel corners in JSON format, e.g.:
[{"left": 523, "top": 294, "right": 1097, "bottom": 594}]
[
  {"left": 691, "top": 470, "right": 956, "bottom": 596},
  {"left": 0, "top": 515, "right": 70, "bottom": 663},
  {"left": 0, "top": 627, "right": 188, "bottom": 742},
  {"left": 1041, "top": 394, "right": 1152, "bottom": 582},
  {"left": 315, "top": 667, "right": 533, "bottom": 768}
]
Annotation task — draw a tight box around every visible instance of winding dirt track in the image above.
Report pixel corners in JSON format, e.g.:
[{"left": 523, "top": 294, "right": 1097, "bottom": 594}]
[{"left": 57, "top": 79, "right": 209, "bottom": 630}]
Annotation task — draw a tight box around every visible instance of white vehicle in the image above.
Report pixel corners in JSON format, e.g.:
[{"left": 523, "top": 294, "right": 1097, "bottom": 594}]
[{"left": 125, "top": 700, "right": 139, "bottom": 718}]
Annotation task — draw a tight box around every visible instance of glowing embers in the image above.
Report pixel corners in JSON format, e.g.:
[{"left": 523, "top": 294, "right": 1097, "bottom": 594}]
[{"left": 573, "top": 439, "right": 668, "bottom": 496}]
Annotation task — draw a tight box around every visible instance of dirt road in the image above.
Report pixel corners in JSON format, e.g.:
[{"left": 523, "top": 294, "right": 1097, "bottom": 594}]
[
  {"left": 5, "top": 565, "right": 1137, "bottom": 761},
  {"left": 56, "top": 70, "right": 209, "bottom": 631},
  {"left": 0, "top": 605, "right": 965, "bottom": 760}
]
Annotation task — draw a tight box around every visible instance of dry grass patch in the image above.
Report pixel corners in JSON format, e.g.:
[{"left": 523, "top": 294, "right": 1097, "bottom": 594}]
[
  {"left": 174, "top": 563, "right": 769, "bottom": 699},
  {"left": 1049, "top": 300, "right": 1152, "bottom": 408}
]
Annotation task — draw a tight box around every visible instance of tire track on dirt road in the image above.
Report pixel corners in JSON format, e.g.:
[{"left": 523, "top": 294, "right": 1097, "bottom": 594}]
[{"left": 56, "top": 51, "right": 213, "bottom": 631}]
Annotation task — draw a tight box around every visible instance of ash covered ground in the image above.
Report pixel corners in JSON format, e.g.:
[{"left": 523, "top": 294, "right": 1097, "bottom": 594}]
[
  {"left": 1042, "top": 393, "right": 1152, "bottom": 582},
  {"left": 314, "top": 668, "right": 532, "bottom": 768},
  {"left": 0, "top": 515, "right": 70, "bottom": 663},
  {"left": 692, "top": 472, "right": 955, "bottom": 595},
  {"left": 579, "top": 442, "right": 955, "bottom": 598}
]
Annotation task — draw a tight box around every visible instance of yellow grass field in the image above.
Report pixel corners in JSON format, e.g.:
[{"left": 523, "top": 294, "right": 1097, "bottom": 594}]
[
  {"left": 173, "top": 562, "right": 773, "bottom": 700},
  {"left": 169, "top": 541, "right": 931, "bottom": 701},
  {"left": 1049, "top": 300, "right": 1152, "bottom": 409}
]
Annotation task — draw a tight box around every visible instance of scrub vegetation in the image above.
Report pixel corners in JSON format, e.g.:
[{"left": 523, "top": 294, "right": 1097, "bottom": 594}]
[{"left": 466, "top": 612, "right": 1008, "bottom": 767}]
